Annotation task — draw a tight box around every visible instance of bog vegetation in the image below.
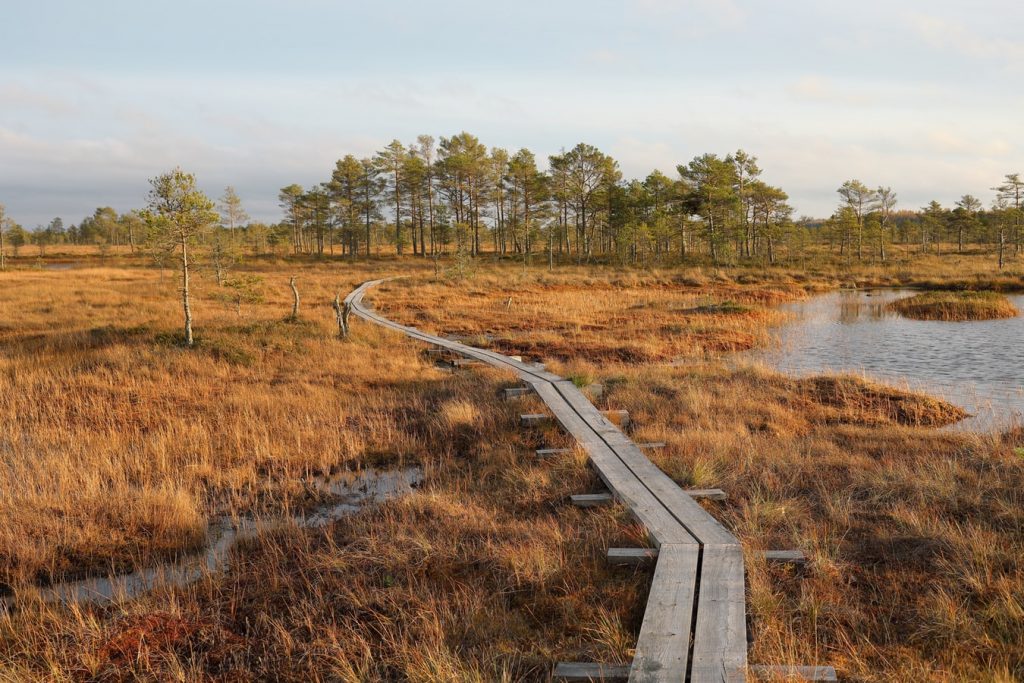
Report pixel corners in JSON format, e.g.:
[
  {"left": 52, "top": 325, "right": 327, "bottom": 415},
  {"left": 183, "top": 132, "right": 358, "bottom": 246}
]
[
  {"left": 0, "top": 150, "right": 1023, "bottom": 681},
  {"left": 888, "top": 290, "right": 1019, "bottom": 321}
]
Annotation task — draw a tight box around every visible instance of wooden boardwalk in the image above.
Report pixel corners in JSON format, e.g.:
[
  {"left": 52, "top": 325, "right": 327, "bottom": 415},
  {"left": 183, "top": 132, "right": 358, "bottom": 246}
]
[{"left": 345, "top": 279, "right": 750, "bottom": 682}]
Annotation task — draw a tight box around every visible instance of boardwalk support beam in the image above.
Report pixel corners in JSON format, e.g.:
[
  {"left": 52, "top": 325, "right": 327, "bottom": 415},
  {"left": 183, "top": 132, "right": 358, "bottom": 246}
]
[
  {"left": 553, "top": 662, "right": 630, "bottom": 682},
  {"left": 571, "top": 493, "right": 613, "bottom": 508},
  {"left": 750, "top": 665, "right": 837, "bottom": 681}
]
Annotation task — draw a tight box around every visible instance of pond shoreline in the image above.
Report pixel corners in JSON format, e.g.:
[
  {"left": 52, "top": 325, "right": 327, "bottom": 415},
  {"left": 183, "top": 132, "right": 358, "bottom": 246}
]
[{"left": 747, "top": 288, "right": 1024, "bottom": 432}]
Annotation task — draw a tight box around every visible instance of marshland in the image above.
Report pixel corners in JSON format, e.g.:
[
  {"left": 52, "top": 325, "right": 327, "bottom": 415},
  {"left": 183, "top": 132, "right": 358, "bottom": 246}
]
[{"left": 0, "top": 218, "right": 1022, "bottom": 681}]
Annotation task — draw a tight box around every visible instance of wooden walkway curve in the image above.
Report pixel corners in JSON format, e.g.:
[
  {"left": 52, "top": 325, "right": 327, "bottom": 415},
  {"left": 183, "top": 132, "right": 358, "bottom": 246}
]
[{"left": 345, "top": 279, "right": 747, "bottom": 682}]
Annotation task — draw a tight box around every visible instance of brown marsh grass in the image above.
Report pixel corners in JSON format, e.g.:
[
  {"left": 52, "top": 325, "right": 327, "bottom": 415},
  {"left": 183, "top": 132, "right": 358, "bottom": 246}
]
[{"left": 0, "top": 255, "right": 1021, "bottom": 681}]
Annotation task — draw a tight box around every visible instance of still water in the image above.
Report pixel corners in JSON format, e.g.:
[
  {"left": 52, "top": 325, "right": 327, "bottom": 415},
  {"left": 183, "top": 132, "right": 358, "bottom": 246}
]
[{"left": 751, "top": 289, "right": 1024, "bottom": 431}]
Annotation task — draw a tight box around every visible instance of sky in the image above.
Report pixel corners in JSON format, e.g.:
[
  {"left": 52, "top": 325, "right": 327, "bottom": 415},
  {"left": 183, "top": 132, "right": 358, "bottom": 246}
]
[{"left": 1, "top": 0, "right": 1022, "bottom": 227}]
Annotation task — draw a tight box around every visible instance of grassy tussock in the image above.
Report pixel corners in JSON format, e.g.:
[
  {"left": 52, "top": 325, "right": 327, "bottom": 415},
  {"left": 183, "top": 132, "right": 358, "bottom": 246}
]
[{"left": 889, "top": 291, "right": 1019, "bottom": 321}]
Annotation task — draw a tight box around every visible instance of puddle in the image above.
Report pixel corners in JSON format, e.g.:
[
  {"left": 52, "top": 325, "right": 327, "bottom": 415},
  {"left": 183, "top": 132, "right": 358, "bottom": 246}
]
[{"left": 2, "top": 467, "right": 422, "bottom": 609}]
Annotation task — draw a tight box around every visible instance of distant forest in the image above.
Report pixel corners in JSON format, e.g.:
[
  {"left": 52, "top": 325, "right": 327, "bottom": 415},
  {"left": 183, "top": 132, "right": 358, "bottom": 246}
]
[{"left": 2, "top": 132, "right": 1022, "bottom": 268}]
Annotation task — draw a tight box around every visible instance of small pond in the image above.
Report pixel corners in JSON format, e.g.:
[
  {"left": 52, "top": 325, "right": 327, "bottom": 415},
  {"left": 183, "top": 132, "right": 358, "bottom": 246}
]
[{"left": 749, "top": 289, "right": 1024, "bottom": 431}]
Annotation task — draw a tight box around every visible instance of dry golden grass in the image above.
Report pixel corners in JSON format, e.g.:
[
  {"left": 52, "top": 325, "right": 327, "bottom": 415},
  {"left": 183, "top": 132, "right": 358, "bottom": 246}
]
[
  {"left": 371, "top": 267, "right": 809, "bottom": 364},
  {"left": 0, "top": 253, "right": 1021, "bottom": 681},
  {"left": 889, "top": 290, "right": 1019, "bottom": 321},
  {"left": 0, "top": 261, "right": 446, "bottom": 585}
]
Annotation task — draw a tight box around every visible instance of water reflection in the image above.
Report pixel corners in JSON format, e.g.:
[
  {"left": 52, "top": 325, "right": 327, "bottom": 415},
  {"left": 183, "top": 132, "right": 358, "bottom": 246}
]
[
  {"left": 2, "top": 467, "right": 422, "bottom": 609},
  {"left": 751, "top": 289, "right": 1024, "bottom": 431}
]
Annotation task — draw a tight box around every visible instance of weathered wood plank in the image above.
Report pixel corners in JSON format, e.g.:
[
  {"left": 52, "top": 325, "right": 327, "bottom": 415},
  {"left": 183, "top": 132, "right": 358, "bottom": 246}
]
[
  {"left": 520, "top": 413, "right": 550, "bottom": 427},
  {"left": 530, "top": 381, "right": 697, "bottom": 547},
  {"left": 686, "top": 488, "right": 728, "bottom": 501},
  {"left": 764, "top": 550, "right": 806, "bottom": 565},
  {"left": 503, "top": 386, "right": 532, "bottom": 398},
  {"left": 536, "top": 447, "right": 572, "bottom": 458},
  {"left": 636, "top": 441, "right": 666, "bottom": 449},
  {"left": 750, "top": 665, "right": 837, "bottom": 681},
  {"left": 607, "top": 547, "right": 659, "bottom": 567},
  {"left": 571, "top": 493, "right": 613, "bottom": 508},
  {"left": 550, "top": 380, "right": 737, "bottom": 546},
  {"left": 691, "top": 544, "right": 748, "bottom": 683},
  {"left": 629, "top": 544, "right": 700, "bottom": 682},
  {"left": 553, "top": 662, "right": 631, "bottom": 682}
]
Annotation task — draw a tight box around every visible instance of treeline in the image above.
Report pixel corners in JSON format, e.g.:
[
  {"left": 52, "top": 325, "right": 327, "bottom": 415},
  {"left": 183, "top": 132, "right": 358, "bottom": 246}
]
[
  {"left": 2, "top": 132, "right": 1021, "bottom": 270},
  {"left": 0, "top": 192, "right": 282, "bottom": 259},
  {"left": 276, "top": 132, "right": 1023, "bottom": 269},
  {"left": 820, "top": 177, "right": 1024, "bottom": 268},
  {"left": 277, "top": 133, "right": 796, "bottom": 265}
]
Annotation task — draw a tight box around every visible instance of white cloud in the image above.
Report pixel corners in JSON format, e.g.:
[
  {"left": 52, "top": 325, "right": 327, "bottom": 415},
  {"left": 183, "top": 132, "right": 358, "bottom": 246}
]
[
  {"left": 787, "top": 76, "right": 877, "bottom": 106},
  {"left": 906, "top": 12, "right": 1024, "bottom": 72}
]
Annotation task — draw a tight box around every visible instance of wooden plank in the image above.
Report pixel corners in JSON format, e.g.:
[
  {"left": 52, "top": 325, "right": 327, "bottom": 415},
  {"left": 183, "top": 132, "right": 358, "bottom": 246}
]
[
  {"left": 503, "top": 386, "right": 532, "bottom": 398},
  {"left": 520, "top": 413, "right": 550, "bottom": 427},
  {"left": 636, "top": 441, "right": 666, "bottom": 449},
  {"left": 450, "top": 358, "right": 483, "bottom": 367},
  {"left": 550, "top": 381, "right": 738, "bottom": 546},
  {"left": 686, "top": 488, "right": 728, "bottom": 501},
  {"left": 690, "top": 544, "right": 748, "bottom": 683},
  {"left": 764, "top": 550, "right": 806, "bottom": 565},
  {"left": 607, "top": 548, "right": 658, "bottom": 567},
  {"left": 629, "top": 544, "right": 700, "bottom": 683},
  {"left": 530, "top": 381, "right": 697, "bottom": 547},
  {"left": 571, "top": 493, "right": 613, "bottom": 508},
  {"left": 536, "top": 447, "right": 572, "bottom": 458},
  {"left": 585, "top": 382, "right": 604, "bottom": 398},
  {"left": 553, "top": 662, "right": 630, "bottom": 682},
  {"left": 750, "top": 665, "right": 837, "bottom": 681}
]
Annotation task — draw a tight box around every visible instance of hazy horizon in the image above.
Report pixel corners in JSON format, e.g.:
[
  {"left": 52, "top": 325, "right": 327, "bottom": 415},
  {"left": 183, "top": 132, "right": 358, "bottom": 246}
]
[{"left": 2, "top": 0, "right": 1022, "bottom": 227}]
